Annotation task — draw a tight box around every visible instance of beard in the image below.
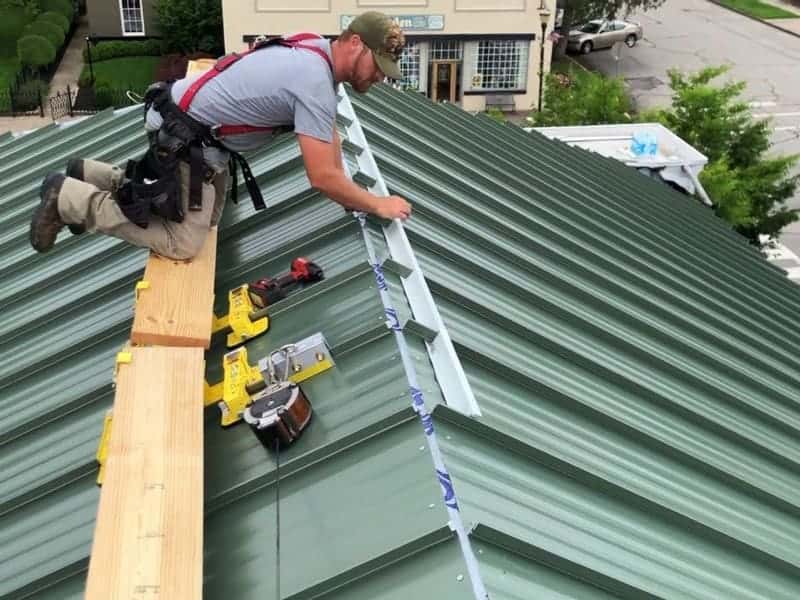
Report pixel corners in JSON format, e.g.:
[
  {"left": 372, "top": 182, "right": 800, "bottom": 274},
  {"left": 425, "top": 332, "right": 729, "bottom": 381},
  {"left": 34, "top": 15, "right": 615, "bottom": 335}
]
[{"left": 353, "top": 78, "right": 372, "bottom": 93}]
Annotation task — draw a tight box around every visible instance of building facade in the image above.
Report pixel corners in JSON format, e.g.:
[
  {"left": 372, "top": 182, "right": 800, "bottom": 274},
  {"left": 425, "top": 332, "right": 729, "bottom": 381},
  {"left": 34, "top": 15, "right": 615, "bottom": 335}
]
[
  {"left": 86, "top": 0, "right": 159, "bottom": 39},
  {"left": 222, "top": 0, "right": 557, "bottom": 113}
]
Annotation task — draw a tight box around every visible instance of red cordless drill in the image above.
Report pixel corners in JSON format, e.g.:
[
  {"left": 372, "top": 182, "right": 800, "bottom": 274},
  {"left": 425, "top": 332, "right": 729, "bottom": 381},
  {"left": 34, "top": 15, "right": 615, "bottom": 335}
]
[{"left": 248, "top": 258, "right": 324, "bottom": 309}]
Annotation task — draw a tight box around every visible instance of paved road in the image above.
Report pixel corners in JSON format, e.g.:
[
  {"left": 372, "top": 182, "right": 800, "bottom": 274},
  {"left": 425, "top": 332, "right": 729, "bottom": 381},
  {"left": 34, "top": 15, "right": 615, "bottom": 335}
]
[{"left": 575, "top": 0, "right": 800, "bottom": 254}]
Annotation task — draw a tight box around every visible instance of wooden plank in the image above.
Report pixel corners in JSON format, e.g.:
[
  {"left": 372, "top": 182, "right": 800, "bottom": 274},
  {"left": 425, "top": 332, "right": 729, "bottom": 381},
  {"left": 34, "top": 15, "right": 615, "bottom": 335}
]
[
  {"left": 131, "top": 227, "right": 217, "bottom": 348},
  {"left": 85, "top": 346, "right": 205, "bottom": 600}
]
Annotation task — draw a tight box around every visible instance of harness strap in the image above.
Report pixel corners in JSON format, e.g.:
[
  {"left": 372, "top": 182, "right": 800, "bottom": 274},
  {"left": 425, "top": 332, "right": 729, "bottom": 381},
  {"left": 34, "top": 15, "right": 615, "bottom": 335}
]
[
  {"left": 178, "top": 32, "right": 332, "bottom": 133},
  {"left": 230, "top": 151, "right": 266, "bottom": 211},
  {"left": 188, "top": 144, "right": 204, "bottom": 211}
]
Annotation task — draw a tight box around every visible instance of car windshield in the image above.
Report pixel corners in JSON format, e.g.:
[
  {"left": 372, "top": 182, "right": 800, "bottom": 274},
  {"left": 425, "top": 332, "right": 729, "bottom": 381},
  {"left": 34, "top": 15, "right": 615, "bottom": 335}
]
[{"left": 580, "top": 22, "right": 602, "bottom": 33}]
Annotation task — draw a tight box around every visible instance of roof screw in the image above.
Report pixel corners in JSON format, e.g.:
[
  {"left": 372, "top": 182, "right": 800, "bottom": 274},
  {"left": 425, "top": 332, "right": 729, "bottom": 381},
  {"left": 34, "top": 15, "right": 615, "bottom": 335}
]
[
  {"left": 428, "top": 503, "right": 436, "bottom": 509},
  {"left": 457, "top": 574, "right": 464, "bottom": 582},
  {"left": 419, "top": 445, "right": 425, "bottom": 451}
]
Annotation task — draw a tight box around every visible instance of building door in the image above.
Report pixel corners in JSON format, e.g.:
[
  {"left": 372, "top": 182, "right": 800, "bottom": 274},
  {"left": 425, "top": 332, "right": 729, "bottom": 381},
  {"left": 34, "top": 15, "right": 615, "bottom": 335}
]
[{"left": 429, "top": 60, "right": 459, "bottom": 103}]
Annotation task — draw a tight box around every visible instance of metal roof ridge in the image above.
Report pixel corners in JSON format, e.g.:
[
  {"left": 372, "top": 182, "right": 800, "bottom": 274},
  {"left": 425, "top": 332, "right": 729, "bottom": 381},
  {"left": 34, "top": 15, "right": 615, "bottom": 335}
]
[{"left": 336, "top": 85, "right": 481, "bottom": 418}]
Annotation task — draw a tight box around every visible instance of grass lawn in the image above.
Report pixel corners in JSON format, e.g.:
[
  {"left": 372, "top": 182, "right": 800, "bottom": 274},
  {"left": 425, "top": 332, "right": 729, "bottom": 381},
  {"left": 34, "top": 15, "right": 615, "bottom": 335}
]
[
  {"left": 0, "top": 58, "right": 20, "bottom": 90},
  {"left": 715, "top": 0, "right": 799, "bottom": 18},
  {"left": 80, "top": 56, "right": 160, "bottom": 91}
]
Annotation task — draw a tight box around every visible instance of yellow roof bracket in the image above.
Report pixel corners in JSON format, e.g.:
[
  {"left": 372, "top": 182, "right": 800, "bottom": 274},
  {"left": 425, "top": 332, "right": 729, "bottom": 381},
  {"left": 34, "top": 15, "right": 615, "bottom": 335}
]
[
  {"left": 134, "top": 280, "right": 150, "bottom": 301},
  {"left": 211, "top": 284, "right": 270, "bottom": 348},
  {"left": 211, "top": 346, "right": 266, "bottom": 427},
  {"left": 95, "top": 410, "right": 113, "bottom": 486}
]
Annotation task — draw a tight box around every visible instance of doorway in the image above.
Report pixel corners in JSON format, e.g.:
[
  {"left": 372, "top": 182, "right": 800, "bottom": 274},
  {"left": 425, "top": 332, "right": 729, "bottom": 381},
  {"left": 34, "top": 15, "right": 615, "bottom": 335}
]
[{"left": 429, "top": 60, "right": 460, "bottom": 103}]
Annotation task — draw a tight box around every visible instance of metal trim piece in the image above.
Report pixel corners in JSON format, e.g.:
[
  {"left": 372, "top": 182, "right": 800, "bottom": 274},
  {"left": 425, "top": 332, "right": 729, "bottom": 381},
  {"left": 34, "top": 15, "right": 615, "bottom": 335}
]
[{"left": 337, "top": 86, "right": 482, "bottom": 417}]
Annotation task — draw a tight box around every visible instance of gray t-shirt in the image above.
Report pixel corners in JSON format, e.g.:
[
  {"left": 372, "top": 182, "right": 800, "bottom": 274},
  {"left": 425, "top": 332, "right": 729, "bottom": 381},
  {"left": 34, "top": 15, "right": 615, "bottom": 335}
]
[{"left": 145, "top": 38, "right": 337, "bottom": 155}]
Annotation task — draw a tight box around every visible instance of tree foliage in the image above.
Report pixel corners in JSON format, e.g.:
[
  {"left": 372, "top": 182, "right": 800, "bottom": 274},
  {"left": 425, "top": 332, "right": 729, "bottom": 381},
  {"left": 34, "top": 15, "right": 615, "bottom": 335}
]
[
  {"left": 530, "top": 69, "right": 632, "bottom": 126},
  {"left": 39, "top": 10, "right": 71, "bottom": 34},
  {"left": 657, "top": 66, "right": 799, "bottom": 243},
  {"left": 17, "top": 34, "right": 55, "bottom": 69},
  {"left": 23, "top": 20, "right": 65, "bottom": 49},
  {"left": 38, "top": 0, "right": 73, "bottom": 22},
  {"left": 155, "top": 0, "right": 224, "bottom": 55},
  {"left": 0, "top": 5, "right": 35, "bottom": 57},
  {"left": 660, "top": 66, "right": 771, "bottom": 168},
  {"left": 529, "top": 64, "right": 799, "bottom": 242}
]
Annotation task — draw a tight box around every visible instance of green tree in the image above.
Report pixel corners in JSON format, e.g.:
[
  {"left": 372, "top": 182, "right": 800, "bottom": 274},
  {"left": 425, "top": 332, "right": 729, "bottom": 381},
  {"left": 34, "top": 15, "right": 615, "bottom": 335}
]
[
  {"left": 529, "top": 69, "right": 632, "bottom": 126},
  {"left": 17, "top": 34, "right": 56, "bottom": 70},
  {"left": 39, "top": 11, "right": 71, "bottom": 34},
  {"left": 38, "top": 0, "right": 73, "bottom": 22},
  {"left": 155, "top": 0, "right": 224, "bottom": 55},
  {"left": 24, "top": 20, "right": 65, "bottom": 49},
  {"left": 659, "top": 66, "right": 771, "bottom": 168},
  {"left": 652, "top": 66, "right": 799, "bottom": 243}
]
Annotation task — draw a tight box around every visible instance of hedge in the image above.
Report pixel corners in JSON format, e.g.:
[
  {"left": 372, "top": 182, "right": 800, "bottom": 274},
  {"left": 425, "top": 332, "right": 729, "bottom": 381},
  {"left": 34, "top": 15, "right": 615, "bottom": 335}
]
[
  {"left": 23, "top": 21, "right": 65, "bottom": 50},
  {"left": 13, "top": 78, "right": 49, "bottom": 111},
  {"left": 38, "top": 11, "right": 71, "bottom": 34},
  {"left": 84, "top": 39, "right": 163, "bottom": 62},
  {"left": 17, "top": 35, "right": 56, "bottom": 70},
  {"left": 38, "top": 0, "right": 74, "bottom": 22},
  {"left": 0, "top": 8, "right": 34, "bottom": 58}
]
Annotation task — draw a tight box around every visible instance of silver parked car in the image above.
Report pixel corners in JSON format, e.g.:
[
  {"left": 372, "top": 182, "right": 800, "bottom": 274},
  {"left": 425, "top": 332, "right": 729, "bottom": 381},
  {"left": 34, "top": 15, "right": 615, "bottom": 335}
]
[{"left": 568, "top": 19, "right": 643, "bottom": 55}]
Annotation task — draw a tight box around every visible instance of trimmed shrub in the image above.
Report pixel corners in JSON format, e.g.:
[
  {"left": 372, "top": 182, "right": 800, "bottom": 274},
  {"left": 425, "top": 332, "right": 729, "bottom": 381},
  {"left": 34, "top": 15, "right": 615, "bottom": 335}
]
[
  {"left": 38, "top": 11, "right": 70, "bottom": 34},
  {"left": 17, "top": 34, "right": 56, "bottom": 69},
  {"left": 83, "top": 39, "right": 163, "bottom": 62},
  {"left": 38, "top": 0, "right": 74, "bottom": 22},
  {"left": 0, "top": 7, "right": 34, "bottom": 57},
  {"left": 23, "top": 20, "right": 64, "bottom": 49}
]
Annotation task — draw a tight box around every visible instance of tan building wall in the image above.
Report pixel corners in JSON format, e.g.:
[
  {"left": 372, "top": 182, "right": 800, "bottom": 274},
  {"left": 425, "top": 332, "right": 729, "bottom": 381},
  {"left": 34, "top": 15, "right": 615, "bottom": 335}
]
[
  {"left": 86, "top": 0, "right": 160, "bottom": 38},
  {"left": 221, "top": 0, "right": 556, "bottom": 114}
]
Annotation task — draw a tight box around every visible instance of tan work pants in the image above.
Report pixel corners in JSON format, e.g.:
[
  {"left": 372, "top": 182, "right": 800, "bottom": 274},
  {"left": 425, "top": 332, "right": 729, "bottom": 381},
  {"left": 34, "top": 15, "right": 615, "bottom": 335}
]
[{"left": 58, "top": 159, "right": 226, "bottom": 260}]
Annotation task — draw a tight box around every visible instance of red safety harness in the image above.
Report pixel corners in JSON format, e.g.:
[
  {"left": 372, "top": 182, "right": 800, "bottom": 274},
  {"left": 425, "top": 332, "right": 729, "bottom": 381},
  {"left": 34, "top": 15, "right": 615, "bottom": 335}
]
[{"left": 177, "top": 33, "right": 334, "bottom": 139}]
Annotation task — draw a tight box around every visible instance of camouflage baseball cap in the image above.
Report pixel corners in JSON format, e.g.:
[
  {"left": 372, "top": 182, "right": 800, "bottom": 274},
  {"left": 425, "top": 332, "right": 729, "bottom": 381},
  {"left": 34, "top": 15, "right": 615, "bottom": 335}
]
[{"left": 346, "top": 11, "right": 405, "bottom": 80}]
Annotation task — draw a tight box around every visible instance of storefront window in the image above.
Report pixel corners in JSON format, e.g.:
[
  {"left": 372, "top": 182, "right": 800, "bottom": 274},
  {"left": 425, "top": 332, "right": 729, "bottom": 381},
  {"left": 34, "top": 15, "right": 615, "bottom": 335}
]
[
  {"left": 429, "top": 39, "right": 463, "bottom": 61},
  {"left": 468, "top": 40, "right": 528, "bottom": 91},
  {"left": 399, "top": 41, "right": 421, "bottom": 91}
]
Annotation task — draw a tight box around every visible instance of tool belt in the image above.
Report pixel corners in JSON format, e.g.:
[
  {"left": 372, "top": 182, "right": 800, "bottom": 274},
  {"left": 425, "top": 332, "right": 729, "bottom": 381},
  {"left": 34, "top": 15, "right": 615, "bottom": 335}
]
[
  {"left": 115, "top": 137, "right": 183, "bottom": 228},
  {"left": 117, "top": 82, "right": 267, "bottom": 229}
]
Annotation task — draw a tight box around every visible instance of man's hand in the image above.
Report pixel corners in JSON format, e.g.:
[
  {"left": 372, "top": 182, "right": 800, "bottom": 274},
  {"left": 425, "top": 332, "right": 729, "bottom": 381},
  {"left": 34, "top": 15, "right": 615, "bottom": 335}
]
[
  {"left": 298, "top": 133, "right": 413, "bottom": 221},
  {"left": 375, "top": 195, "right": 412, "bottom": 221}
]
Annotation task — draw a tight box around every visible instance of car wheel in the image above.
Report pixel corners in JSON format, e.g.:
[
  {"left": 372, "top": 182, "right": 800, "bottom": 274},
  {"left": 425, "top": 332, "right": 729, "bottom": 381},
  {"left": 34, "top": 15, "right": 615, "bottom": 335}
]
[
  {"left": 580, "top": 41, "right": 593, "bottom": 54},
  {"left": 625, "top": 34, "right": 637, "bottom": 48}
]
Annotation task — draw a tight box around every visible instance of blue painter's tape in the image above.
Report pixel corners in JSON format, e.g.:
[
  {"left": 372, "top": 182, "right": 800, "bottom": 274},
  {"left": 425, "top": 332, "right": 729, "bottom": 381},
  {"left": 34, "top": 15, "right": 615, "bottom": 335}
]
[
  {"left": 372, "top": 262, "right": 389, "bottom": 291},
  {"left": 385, "top": 308, "right": 401, "bottom": 331},
  {"left": 422, "top": 414, "right": 435, "bottom": 435},
  {"left": 437, "top": 469, "right": 459, "bottom": 510},
  {"left": 410, "top": 386, "right": 425, "bottom": 410}
]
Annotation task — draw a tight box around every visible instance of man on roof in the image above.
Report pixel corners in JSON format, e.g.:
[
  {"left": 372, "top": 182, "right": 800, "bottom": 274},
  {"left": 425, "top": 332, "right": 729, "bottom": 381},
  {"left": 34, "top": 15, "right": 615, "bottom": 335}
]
[{"left": 30, "top": 11, "right": 411, "bottom": 260}]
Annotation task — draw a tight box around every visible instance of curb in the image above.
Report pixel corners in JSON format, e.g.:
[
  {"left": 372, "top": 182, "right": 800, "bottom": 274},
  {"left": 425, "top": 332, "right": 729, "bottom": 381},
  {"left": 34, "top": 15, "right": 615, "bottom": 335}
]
[{"left": 706, "top": 0, "right": 800, "bottom": 39}]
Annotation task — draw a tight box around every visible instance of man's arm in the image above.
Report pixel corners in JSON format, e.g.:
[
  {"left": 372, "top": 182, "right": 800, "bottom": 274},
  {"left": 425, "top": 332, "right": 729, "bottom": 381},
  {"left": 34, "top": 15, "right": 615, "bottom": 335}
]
[
  {"left": 332, "top": 127, "right": 344, "bottom": 172},
  {"left": 297, "top": 133, "right": 411, "bottom": 220}
]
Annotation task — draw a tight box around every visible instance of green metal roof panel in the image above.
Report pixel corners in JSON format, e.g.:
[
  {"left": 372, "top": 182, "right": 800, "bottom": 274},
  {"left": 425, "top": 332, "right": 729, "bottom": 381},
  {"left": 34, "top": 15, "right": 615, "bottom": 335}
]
[
  {"left": 3, "top": 84, "right": 800, "bottom": 600},
  {"left": 350, "top": 86, "right": 800, "bottom": 597}
]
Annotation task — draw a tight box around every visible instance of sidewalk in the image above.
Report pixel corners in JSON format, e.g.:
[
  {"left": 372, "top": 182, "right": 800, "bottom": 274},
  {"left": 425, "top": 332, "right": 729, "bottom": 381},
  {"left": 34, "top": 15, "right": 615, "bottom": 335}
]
[
  {"left": 761, "top": 0, "right": 800, "bottom": 33},
  {"left": 709, "top": 0, "right": 800, "bottom": 37},
  {"left": 49, "top": 16, "right": 88, "bottom": 96}
]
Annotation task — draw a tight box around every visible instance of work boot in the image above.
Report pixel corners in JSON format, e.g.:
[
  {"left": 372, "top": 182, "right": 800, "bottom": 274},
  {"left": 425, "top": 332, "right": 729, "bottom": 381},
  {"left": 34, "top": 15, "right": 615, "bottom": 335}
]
[
  {"left": 64, "top": 158, "right": 87, "bottom": 235},
  {"left": 30, "top": 173, "right": 66, "bottom": 252}
]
